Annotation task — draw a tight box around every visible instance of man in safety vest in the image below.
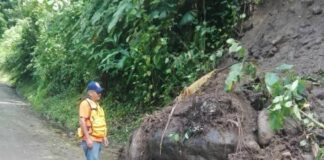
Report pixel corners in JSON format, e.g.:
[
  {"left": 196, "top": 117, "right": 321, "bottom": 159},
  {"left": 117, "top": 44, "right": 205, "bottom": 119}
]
[{"left": 79, "top": 81, "right": 109, "bottom": 160}]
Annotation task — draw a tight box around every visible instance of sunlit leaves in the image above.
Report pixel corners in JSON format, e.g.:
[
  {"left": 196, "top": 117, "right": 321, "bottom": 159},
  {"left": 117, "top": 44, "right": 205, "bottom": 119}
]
[
  {"left": 276, "top": 63, "right": 294, "bottom": 71},
  {"left": 265, "top": 72, "right": 279, "bottom": 94},
  {"left": 225, "top": 63, "right": 243, "bottom": 92},
  {"left": 265, "top": 65, "right": 307, "bottom": 130},
  {"left": 179, "top": 11, "right": 196, "bottom": 26},
  {"left": 108, "top": 1, "right": 132, "bottom": 32},
  {"left": 168, "top": 133, "right": 180, "bottom": 142}
]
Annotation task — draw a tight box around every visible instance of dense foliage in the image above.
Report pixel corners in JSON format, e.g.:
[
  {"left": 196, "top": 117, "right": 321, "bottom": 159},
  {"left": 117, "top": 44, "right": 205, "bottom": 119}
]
[{"left": 0, "top": 0, "right": 248, "bottom": 142}]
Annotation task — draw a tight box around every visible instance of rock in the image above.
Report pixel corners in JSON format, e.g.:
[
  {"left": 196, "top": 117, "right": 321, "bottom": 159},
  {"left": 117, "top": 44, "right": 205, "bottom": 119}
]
[
  {"left": 271, "top": 36, "right": 284, "bottom": 45},
  {"left": 68, "top": 131, "right": 74, "bottom": 138},
  {"left": 312, "top": 88, "right": 324, "bottom": 100},
  {"left": 300, "top": 38, "right": 311, "bottom": 46},
  {"left": 125, "top": 128, "right": 149, "bottom": 160},
  {"left": 243, "top": 135, "right": 260, "bottom": 152},
  {"left": 258, "top": 109, "right": 274, "bottom": 146},
  {"left": 312, "top": 6, "right": 323, "bottom": 15},
  {"left": 281, "top": 150, "right": 291, "bottom": 158},
  {"left": 186, "top": 155, "right": 206, "bottom": 160},
  {"left": 288, "top": 7, "right": 295, "bottom": 14},
  {"left": 144, "top": 127, "right": 238, "bottom": 160},
  {"left": 320, "top": 140, "right": 324, "bottom": 147},
  {"left": 301, "top": 0, "right": 314, "bottom": 6},
  {"left": 283, "top": 118, "right": 301, "bottom": 135},
  {"left": 302, "top": 153, "right": 314, "bottom": 160},
  {"left": 270, "top": 46, "right": 278, "bottom": 53},
  {"left": 242, "top": 21, "right": 253, "bottom": 32},
  {"left": 314, "top": 37, "right": 323, "bottom": 45}
]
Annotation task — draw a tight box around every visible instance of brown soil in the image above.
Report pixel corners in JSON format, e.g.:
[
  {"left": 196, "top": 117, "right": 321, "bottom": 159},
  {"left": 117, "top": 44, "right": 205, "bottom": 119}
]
[{"left": 120, "top": 0, "right": 324, "bottom": 159}]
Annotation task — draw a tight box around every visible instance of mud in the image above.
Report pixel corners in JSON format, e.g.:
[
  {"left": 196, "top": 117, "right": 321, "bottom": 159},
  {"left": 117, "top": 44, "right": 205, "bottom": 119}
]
[{"left": 242, "top": 0, "right": 324, "bottom": 75}]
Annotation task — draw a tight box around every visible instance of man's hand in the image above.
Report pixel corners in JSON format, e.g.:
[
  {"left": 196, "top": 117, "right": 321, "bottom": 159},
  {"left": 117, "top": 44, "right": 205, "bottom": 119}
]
[
  {"left": 86, "top": 139, "right": 93, "bottom": 148},
  {"left": 103, "top": 137, "right": 109, "bottom": 148}
]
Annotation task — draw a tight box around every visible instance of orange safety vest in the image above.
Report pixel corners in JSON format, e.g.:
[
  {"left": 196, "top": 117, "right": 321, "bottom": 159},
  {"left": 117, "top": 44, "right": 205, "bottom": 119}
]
[{"left": 77, "top": 98, "right": 107, "bottom": 138}]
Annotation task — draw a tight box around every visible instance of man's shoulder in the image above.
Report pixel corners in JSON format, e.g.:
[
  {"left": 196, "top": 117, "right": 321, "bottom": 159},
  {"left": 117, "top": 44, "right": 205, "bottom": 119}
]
[{"left": 79, "top": 99, "right": 90, "bottom": 108}]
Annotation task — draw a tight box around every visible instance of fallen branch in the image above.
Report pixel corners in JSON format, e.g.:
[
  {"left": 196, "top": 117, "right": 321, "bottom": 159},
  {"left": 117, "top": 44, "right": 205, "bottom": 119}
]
[
  {"left": 300, "top": 110, "right": 324, "bottom": 129},
  {"left": 159, "top": 97, "right": 179, "bottom": 155}
]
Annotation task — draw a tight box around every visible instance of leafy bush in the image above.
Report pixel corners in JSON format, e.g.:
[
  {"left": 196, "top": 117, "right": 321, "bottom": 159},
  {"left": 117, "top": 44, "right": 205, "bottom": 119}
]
[
  {"left": 72, "top": 0, "right": 241, "bottom": 109},
  {"left": 1, "top": 18, "right": 35, "bottom": 82}
]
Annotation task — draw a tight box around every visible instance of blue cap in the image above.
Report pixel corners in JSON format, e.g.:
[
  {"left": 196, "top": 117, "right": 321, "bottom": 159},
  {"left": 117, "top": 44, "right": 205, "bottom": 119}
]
[{"left": 87, "top": 81, "right": 104, "bottom": 93}]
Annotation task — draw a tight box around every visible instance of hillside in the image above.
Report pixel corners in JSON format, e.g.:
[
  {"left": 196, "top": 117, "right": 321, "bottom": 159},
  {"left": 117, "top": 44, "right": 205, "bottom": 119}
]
[{"left": 121, "top": 0, "right": 324, "bottom": 159}]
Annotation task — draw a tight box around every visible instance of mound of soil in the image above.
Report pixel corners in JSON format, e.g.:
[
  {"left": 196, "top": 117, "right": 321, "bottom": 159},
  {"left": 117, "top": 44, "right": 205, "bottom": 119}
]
[
  {"left": 119, "top": 0, "right": 324, "bottom": 159},
  {"left": 243, "top": 0, "right": 324, "bottom": 75}
]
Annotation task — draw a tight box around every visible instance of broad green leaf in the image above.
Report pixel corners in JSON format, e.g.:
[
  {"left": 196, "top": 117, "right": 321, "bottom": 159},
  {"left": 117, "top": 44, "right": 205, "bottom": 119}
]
[
  {"left": 159, "top": 10, "right": 167, "bottom": 19},
  {"left": 239, "top": 13, "right": 246, "bottom": 19},
  {"left": 117, "top": 56, "right": 127, "bottom": 69},
  {"left": 273, "top": 96, "right": 283, "bottom": 103},
  {"left": 108, "top": 1, "right": 131, "bottom": 32},
  {"left": 290, "top": 80, "right": 299, "bottom": 92},
  {"left": 276, "top": 64, "right": 294, "bottom": 71},
  {"left": 229, "top": 43, "right": 241, "bottom": 53},
  {"left": 238, "top": 47, "right": 246, "bottom": 59},
  {"left": 272, "top": 103, "right": 282, "bottom": 111},
  {"left": 225, "top": 63, "right": 243, "bottom": 92},
  {"left": 284, "top": 93, "right": 291, "bottom": 100},
  {"left": 165, "top": 57, "right": 170, "bottom": 64},
  {"left": 209, "top": 54, "right": 216, "bottom": 61},
  {"left": 226, "top": 38, "right": 235, "bottom": 44},
  {"left": 284, "top": 101, "right": 292, "bottom": 108},
  {"left": 168, "top": 133, "right": 180, "bottom": 142},
  {"left": 297, "top": 80, "right": 306, "bottom": 95},
  {"left": 300, "top": 140, "right": 307, "bottom": 147},
  {"left": 216, "top": 49, "right": 223, "bottom": 57},
  {"left": 269, "top": 110, "right": 284, "bottom": 130},
  {"left": 179, "top": 11, "right": 195, "bottom": 25},
  {"left": 265, "top": 72, "right": 279, "bottom": 94},
  {"left": 293, "top": 104, "right": 301, "bottom": 120},
  {"left": 271, "top": 82, "right": 284, "bottom": 96},
  {"left": 151, "top": 10, "right": 160, "bottom": 19},
  {"left": 184, "top": 132, "right": 189, "bottom": 140},
  {"left": 91, "top": 11, "right": 103, "bottom": 25},
  {"left": 265, "top": 72, "right": 279, "bottom": 87}
]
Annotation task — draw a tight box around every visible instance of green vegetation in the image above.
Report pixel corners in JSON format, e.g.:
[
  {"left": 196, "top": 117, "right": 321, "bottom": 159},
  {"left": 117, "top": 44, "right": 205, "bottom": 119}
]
[
  {"left": 0, "top": 0, "right": 249, "bottom": 143},
  {"left": 226, "top": 40, "right": 324, "bottom": 158},
  {"left": 264, "top": 65, "right": 307, "bottom": 130}
]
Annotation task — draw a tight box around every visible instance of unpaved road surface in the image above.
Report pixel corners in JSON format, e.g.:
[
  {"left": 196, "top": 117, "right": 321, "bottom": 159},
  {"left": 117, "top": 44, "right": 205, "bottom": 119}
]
[
  {"left": 0, "top": 83, "right": 117, "bottom": 160},
  {"left": 0, "top": 83, "right": 84, "bottom": 159}
]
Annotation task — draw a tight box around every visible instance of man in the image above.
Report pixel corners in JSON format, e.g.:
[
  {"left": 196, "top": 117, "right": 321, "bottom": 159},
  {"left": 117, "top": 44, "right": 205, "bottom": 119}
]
[{"left": 78, "top": 81, "right": 109, "bottom": 160}]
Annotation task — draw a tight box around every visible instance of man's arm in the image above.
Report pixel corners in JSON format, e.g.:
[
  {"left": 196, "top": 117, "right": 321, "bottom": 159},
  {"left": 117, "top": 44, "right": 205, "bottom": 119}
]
[
  {"left": 79, "top": 117, "right": 90, "bottom": 140},
  {"left": 79, "top": 117, "right": 93, "bottom": 148},
  {"left": 79, "top": 101, "right": 93, "bottom": 148}
]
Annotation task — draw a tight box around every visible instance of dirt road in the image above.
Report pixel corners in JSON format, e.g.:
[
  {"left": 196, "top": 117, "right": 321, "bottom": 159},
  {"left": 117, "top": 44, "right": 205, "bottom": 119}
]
[{"left": 0, "top": 83, "right": 118, "bottom": 160}]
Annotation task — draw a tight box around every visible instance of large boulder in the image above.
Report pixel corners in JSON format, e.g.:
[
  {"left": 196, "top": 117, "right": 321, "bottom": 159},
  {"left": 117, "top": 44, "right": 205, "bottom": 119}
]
[{"left": 120, "top": 71, "right": 258, "bottom": 160}]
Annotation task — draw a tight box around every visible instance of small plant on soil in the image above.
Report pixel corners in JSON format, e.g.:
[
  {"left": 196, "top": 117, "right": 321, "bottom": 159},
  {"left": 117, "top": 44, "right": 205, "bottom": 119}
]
[
  {"left": 263, "top": 64, "right": 307, "bottom": 130},
  {"left": 224, "top": 38, "right": 256, "bottom": 92}
]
